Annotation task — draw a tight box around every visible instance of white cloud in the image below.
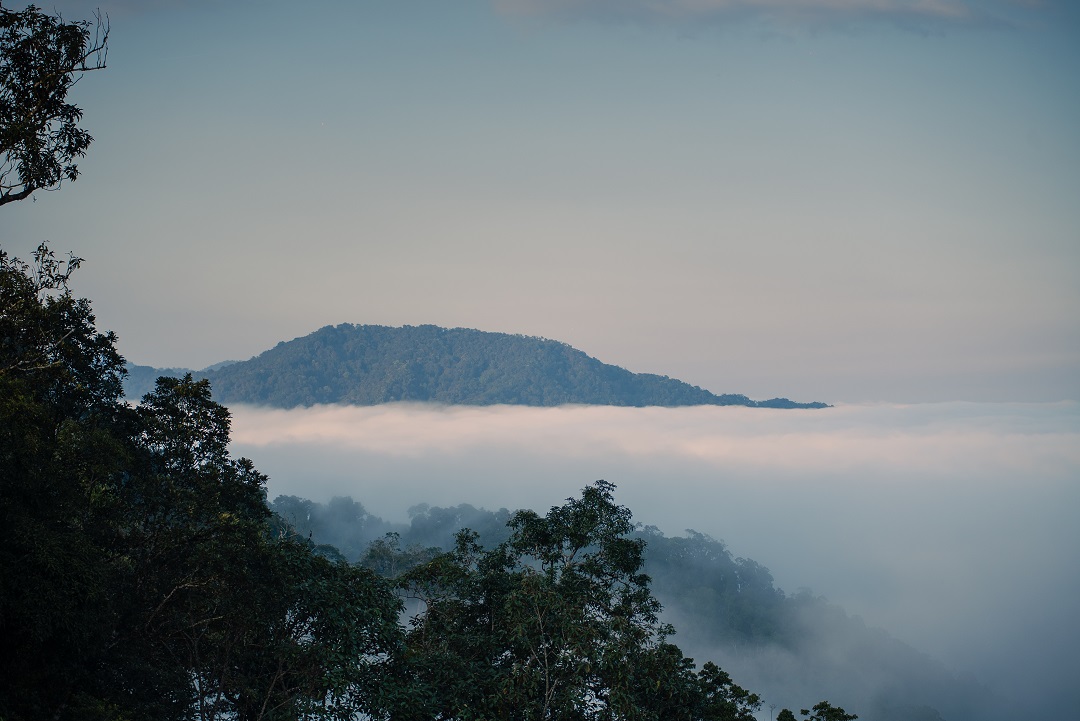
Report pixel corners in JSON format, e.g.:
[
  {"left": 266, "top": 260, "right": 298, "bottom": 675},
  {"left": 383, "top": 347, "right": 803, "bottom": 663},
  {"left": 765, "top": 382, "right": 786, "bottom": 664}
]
[
  {"left": 230, "top": 400, "right": 1079, "bottom": 477},
  {"left": 228, "top": 400, "right": 1079, "bottom": 717}
]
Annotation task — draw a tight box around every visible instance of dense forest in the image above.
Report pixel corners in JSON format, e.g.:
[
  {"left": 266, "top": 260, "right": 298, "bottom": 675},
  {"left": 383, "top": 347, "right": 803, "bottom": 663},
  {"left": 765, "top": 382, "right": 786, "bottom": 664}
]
[
  {"left": 1, "top": 241, "right": 849, "bottom": 720},
  {"left": 124, "top": 324, "right": 829, "bottom": 409}
]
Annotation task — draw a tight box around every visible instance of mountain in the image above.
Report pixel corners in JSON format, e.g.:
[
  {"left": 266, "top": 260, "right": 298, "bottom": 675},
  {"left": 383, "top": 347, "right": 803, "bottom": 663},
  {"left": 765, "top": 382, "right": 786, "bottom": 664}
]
[{"left": 125, "top": 324, "right": 829, "bottom": 408}]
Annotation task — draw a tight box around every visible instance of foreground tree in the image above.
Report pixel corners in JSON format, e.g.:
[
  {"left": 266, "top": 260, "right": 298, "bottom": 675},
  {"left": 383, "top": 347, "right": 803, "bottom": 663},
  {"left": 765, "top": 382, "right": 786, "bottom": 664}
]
[
  {"left": 0, "top": 242, "right": 131, "bottom": 719},
  {"left": 394, "top": 480, "right": 763, "bottom": 720},
  {"left": 1, "top": 2, "right": 108, "bottom": 205},
  {"left": 799, "top": 701, "right": 858, "bottom": 721},
  {"left": 0, "top": 247, "right": 403, "bottom": 721},
  {"left": 126, "top": 374, "right": 403, "bottom": 721}
]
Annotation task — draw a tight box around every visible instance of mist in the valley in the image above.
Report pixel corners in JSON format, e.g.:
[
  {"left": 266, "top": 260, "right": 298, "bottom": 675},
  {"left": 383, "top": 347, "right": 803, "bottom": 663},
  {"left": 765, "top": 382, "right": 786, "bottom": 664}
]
[{"left": 229, "top": 401, "right": 1079, "bottom": 719}]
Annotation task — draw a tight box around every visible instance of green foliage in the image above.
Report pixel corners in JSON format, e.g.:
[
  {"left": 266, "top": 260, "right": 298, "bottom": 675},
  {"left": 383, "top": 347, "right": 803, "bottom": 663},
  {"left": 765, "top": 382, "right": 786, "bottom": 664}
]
[
  {"left": 0, "top": 3, "right": 108, "bottom": 205},
  {"left": 800, "top": 701, "right": 858, "bottom": 721},
  {"left": 0, "top": 242, "right": 132, "bottom": 720},
  {"left": 392, "top": 481, "right": 762, "bottom": 720},
  {"left": 0, "top": 243, "right": 125, "bottom": 412},
  {"left": 1, "top": 246, "right": 403, "bottom": 721}
]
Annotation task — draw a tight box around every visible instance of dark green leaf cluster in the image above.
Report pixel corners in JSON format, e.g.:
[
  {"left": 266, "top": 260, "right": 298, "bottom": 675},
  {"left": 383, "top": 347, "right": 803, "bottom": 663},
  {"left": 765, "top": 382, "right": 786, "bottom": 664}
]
[
  {"left": 391, "top": 481, "right": 766, "bottom": 721},
  {"left": 1, "top": 246, "right": 403, "bottom": 721},
  {"left": 800, "top": 701, "right": 859, "bottom": 721},
  {"left": 0, "top": 4, "right": 108, "bottom": 205}
]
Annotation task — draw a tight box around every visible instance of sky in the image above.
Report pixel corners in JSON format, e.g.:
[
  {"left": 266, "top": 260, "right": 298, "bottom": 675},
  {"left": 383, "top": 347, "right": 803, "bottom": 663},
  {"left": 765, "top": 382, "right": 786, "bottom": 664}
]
[{"left": 4, "top": 0, "right": 1078, "bottom": 404}]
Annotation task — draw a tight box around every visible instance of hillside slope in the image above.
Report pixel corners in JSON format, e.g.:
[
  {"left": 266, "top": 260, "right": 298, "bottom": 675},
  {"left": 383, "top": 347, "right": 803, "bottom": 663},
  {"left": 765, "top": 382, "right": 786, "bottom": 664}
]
[{"left": 126, "top": 324, "right": 828, "bottom": 409}]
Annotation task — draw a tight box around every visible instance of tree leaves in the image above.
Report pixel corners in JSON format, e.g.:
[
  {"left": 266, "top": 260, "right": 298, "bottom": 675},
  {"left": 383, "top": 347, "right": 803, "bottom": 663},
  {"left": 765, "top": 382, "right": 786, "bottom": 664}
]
[
  {"left": 0, "top": 4, "right": 108, "bottom": 205},
  {"left": 394, "top": 481, "right": 763, "bottom": 721},
  {"left": 1, "top": 247, "right": 403, "bottom": 721}
]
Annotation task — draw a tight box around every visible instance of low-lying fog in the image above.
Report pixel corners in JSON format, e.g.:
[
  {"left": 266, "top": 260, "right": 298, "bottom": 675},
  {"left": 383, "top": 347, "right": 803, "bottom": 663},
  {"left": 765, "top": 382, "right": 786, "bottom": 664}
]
[{"left": 229, "top": 401, "right": 1079, "bottom": 718}]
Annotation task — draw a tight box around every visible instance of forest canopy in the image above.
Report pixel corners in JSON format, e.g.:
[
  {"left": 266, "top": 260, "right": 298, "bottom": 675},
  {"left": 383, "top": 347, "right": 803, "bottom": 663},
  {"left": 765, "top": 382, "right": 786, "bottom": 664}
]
[{"left": 0, "top": 3, "right": 108, "bottom": 205}]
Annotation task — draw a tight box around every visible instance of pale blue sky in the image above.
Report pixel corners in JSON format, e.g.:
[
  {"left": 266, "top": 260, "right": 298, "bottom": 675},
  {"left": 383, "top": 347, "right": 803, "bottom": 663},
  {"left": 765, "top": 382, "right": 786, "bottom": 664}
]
[{"left": 5, "top": 0, "right": 1078, "bottom": 402}]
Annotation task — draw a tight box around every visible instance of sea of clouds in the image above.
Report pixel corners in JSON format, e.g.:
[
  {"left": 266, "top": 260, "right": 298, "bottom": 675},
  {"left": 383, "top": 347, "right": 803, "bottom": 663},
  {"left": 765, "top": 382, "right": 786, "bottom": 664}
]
[{"left": 228, "top": 400, "right": 1079, "bottom": 718}]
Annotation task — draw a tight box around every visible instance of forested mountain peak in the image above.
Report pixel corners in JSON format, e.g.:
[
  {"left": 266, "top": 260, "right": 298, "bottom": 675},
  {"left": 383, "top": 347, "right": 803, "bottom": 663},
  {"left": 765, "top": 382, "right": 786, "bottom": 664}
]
[{"left": 126, "top": 323, "right": 829, "bottom": 409}]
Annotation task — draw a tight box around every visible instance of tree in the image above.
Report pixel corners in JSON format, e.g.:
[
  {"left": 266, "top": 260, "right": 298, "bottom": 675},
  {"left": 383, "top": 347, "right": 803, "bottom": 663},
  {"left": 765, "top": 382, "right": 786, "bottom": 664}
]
[
  {"left": 0, "top": 242, "right": 124, "bottom": 410},
  {"left": 1, "top": 248, "right": 404, "bottom": 720},
  {"left": 393, "top": 481, "right": 762, "bottom": 720},
  {"left": 0, "top": 242, "right": 132, "bottom": 720},
  {"left": 800, "top": 701, "right": 858, "bottom": 721},
  {"left": 1, "top": 2, "right": 108, "bottom": 205},
  {"left": 361, "top": 531, "right": 440, "bottom": 578},
  {"left": 118, "top": 374, "right": 405, "bottom": 721}
]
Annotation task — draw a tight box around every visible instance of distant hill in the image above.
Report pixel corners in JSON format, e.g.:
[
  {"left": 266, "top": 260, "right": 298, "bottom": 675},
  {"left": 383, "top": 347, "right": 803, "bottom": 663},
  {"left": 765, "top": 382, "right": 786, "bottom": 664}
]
[{"left": 125, "top": 324, "right": 829, "bottom": 409}]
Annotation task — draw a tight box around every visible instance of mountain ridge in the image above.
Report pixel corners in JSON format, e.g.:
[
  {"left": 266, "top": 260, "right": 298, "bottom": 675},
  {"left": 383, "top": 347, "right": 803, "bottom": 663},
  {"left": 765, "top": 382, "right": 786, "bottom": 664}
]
[{"left": 125, "top": 323, "right": 829, "bottom": 409}]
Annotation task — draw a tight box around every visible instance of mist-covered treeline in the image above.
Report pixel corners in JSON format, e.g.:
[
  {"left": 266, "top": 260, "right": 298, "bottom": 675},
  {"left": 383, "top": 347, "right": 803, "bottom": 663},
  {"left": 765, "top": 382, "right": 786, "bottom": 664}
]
[{"left": 270, "top": 494, "right": 1005, "bottom": 721}]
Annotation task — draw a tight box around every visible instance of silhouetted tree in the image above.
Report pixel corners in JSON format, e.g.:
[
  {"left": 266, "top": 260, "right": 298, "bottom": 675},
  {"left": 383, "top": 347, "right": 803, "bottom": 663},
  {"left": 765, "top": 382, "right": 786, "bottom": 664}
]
[
  {"left": 1, "top": 248, "right": 403, "bottom": 720},
  {"left": 1, "top": 3, "right": 108, "bottom": 205},
  {"left": 800, "top": 700, "right": 858, "bottom": 721},
  {"left": 0, "top": 242, "right": 131, "bottom": 720}
]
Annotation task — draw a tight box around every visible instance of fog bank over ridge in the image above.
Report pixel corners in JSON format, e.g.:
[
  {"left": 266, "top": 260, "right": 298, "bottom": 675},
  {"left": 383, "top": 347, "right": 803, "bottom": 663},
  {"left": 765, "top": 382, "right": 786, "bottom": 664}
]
[{"left": 229, "top": 400, "right": 1080, "bottom": 719}]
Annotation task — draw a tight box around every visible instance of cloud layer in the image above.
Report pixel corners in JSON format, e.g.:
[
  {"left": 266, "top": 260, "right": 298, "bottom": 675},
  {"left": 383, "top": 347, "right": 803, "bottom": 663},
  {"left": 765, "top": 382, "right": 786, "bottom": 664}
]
[
  {"left": 230, "top": 400, "right": 1078, "bottom": 479},
  {"left": 228, "top": 400, "right": 1079, "bottom": 717}
]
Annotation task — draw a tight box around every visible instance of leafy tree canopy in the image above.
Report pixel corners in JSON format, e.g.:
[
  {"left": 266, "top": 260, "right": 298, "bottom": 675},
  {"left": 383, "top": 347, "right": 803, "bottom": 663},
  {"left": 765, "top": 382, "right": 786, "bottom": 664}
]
[
  {"left": 801, "top": 701, "right": 858, "bottom": 721},
  {"left": 392, "top": 480, "right": 764, "bottom": 721},
  {"left": 1, "top": 246, "right": 403, "bottom": 721},
  {"left": 1, "top": 3, "right": 108, "bottom": 205}
]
